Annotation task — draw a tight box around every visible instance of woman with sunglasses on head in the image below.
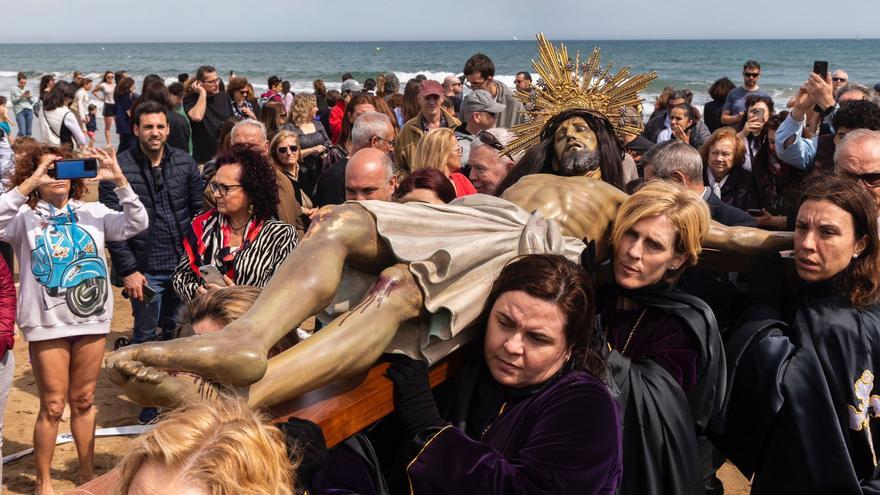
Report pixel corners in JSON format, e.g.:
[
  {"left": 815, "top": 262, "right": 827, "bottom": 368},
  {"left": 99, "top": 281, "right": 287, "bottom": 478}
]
[
  {"left": 172, "top": 145, "right": 297, "bottom": 303},
  {"left": 713, "top": 175, "right": 880, "bottom": 493}
]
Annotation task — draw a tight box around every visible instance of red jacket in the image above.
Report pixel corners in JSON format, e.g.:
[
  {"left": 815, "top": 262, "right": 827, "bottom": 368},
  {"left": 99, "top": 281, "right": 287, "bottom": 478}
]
[
  {"left": 0, "top": 261, "right": 15, "bottom": 358},
  {"left": 329, "top": 100, "right": 347, "bottom": 144}
]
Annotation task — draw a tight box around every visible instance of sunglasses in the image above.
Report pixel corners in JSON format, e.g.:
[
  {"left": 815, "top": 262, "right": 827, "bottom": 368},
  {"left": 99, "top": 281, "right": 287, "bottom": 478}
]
[
  {"left": 476, "top": 130, "right": 504, "bottom": 151},
  {"left": 743, "top": 72, "right": 761, "bottom": 78},
  {"left": 832, "top": 77, "right": 848, "bottom": 82},
  {"left": 239, "top": 90, "right": 248, "bottom": 95},
  {"left": 843, "top": 171, "right": 880, "bottom": 188},
  {"left": 276, "top": 145, "right": 299, "bottom": 154}
]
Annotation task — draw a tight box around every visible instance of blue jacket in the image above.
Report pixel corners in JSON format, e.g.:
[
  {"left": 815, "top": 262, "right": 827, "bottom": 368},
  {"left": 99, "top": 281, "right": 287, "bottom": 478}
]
[{"left": 99, "top": 144, "right": 203, "bottom": 277}]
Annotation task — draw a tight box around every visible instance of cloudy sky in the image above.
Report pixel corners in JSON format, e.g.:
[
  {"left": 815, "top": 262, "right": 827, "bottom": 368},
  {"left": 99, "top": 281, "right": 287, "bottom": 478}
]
[{"left": 6, "top": 0, "right": 879, "bottom": 43}]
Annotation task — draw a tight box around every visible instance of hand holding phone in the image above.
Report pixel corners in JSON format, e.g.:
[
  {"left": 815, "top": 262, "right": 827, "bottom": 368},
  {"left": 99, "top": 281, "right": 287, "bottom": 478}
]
[
  {"left": 50, "top": 158, "right": 99, "bottom": 180},
  {"left": 812, "top": 61, "right": 829, "bottom": 81},
  {"left": 199, "top": 265, "right": 229, "bottom": 288}
]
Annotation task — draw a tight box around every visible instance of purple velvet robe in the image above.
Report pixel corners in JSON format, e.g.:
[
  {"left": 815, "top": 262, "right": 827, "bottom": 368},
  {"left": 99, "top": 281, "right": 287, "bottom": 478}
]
[{"left": 406, "top": 371, "right": 622, "bottom": 494}]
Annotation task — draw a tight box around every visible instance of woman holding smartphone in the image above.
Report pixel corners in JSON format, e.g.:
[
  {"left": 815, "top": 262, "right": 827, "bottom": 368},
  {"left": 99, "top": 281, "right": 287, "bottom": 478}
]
[
  {"left": 172, "top": 146, "right": 297, "bottom": 302},
  {"left": 0, "top": 144, "right": 147, "bottom": 494}
]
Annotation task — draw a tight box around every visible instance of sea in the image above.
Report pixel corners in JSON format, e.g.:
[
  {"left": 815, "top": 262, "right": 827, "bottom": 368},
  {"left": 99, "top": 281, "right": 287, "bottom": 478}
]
[{"left": 0, "top": 38, "right": 878, "bottom": 129}]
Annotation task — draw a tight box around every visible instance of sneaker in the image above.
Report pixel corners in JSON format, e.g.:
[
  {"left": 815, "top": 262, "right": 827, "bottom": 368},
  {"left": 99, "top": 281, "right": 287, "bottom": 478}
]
[
  {"left": 138, "top": 407, "right": 160, "bottom": 425},
  {"left": 114, "top": 337, "right": 130, "bottom": 350}
]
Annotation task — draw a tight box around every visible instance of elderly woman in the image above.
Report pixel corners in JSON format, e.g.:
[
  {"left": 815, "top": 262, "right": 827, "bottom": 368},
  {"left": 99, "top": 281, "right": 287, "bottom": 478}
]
[
  {"left": 601, "top": 180, "right": 724, "bottom": 495},
  {"left": 113, "top": 399, "right": 295, "bottom": 495},
  {"left": 0, "top": 144, "right": 147, "bottom": 494},
  {"left": 701, "top": 126, "right": 760, "bottom": 212},
  {"left": 412, "top": 127, "right": 477, "bottom": 197},
  {"left": 286, "top": 93, "right": 331, "bottom": 196},
  {"left": 172, "top": 146, "right": 297, "bottom": 302},
  {"left": 292, "top": 254, "right": 622, "bottom": 494},
  {"left": 713, "top": 175, "right": 880, "bottom": 493},
  {"left": 269, "top": 129, "right": 312, "bottom": 212}
]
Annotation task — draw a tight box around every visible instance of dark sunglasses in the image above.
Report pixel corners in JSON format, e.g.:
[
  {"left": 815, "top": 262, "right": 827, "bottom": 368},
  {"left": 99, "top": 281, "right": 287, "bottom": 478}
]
[
  {"left": 743, "top": 72, "right": 761, "bottom": 78},
  {"left": 843, "top": 171, "right": 880, "bottom": 188},
  {"left": 476, "top": 130, "right": 504, "bottom": 151},
  {"left": 239, "top": 90, "right": 248, "bottom": 95},
  {"left": 151, "top": 166, "right": 164, "bottom": 191},
  {"left": 276, "top": 145, "right": 299, "bottom": 154},
  {"left": 832, "top": 77, "right": 848, "bottom": 82}
]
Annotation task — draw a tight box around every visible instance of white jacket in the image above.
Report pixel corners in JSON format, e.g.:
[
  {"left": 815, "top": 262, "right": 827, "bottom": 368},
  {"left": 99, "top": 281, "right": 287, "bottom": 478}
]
[{"left": 0, "top": 185, "right": 148, "bottom": 341}]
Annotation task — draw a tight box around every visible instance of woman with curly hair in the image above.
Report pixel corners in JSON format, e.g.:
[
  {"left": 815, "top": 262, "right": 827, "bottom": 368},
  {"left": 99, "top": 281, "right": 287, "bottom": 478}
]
[
  {"left": 172, "top": 145, "right": 298, "bottom": 302},
  {"left": 0, "top": 144, "right": 147, "bottom": 493},
  {"left": 285, "top": 93, "right": 330, "bottom": 196}
]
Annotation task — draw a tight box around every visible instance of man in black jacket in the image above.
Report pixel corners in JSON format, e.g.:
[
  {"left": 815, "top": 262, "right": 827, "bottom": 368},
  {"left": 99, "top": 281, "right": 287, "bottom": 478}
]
[{"left": 100, "top": 101, "right": 203, "bottom": 348}]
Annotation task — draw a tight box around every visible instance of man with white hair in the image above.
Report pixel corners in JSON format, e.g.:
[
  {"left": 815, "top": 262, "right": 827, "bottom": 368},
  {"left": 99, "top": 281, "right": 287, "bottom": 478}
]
[
  {"left": 345, "top": 148, "right": 398, "bottom": 201},
  {"left": 835, "top": 129, "right": 880, "bottom": 210},
  {"left": 315, "top": 112, "right": 396, "bottom": 206},
  {"left": 467, "top": 128, "right": 516, "bottom": 195}
]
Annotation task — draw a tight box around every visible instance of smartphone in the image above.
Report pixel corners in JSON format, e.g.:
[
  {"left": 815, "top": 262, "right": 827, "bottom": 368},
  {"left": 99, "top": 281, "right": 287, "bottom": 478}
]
[
  {"left": 142, "top": 284, "right": 157, "bottom": 302},
  {"left": 749, "top": 107, "right": 765, "bottom": 120},
  {"left": 747, "top": 209, "right": 764, "bottom": 216},
  {"left": 51, "top": 158, "right": 98, "bottom": 180},
  {"left": 199, "top": 265, "right": 229, "bottom": 287},
  {"left": 813, "top": 60, "right": 828, "bottom": 80}
]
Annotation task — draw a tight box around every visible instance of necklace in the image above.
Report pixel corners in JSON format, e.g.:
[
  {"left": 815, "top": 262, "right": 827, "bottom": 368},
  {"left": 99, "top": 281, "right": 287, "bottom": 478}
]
[
  {"left": 229, "top": 220, "right": 248, "bottom": 233},
  {"left": 620, "top": 308, "right": 648, "bottom": 354}
]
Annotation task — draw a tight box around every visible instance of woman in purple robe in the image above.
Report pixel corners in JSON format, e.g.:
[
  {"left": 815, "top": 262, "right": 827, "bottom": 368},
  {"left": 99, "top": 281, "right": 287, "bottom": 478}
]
[{"left": 286, "top": 254, "right": 622, "bottom": 495}]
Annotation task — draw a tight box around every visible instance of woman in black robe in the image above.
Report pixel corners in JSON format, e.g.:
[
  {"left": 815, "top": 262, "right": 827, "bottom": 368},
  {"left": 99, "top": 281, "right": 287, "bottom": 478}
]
[
  {"left": 600, "top": 180, "right": 726, "bottom": 495},
  {"left": 712, "top": 175, "right": 880, "bottom": 494}
]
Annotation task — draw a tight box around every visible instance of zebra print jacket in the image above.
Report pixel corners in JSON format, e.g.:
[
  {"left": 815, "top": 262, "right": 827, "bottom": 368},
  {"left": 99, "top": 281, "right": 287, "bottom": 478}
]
[{"left": 171, "top": 209, "right": 297, "bottom": 302}]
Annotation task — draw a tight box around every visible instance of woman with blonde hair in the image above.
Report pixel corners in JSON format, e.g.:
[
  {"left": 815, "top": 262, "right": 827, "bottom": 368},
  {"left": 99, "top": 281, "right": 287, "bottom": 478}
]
[
  {"left": 412, "top": 127, "right": 476, "bottom": 197},
  {"left": 269, "top": 129, "right": 313, "bottom": 210},
  {"left": 113, "top": 398, "right": 296, "bottom": 495},
  {"left": 285, "top": 93, "right": 330, "bottom": 196},
  {"left": 598, "top": 179, "right": 724, "bottom": 495}
]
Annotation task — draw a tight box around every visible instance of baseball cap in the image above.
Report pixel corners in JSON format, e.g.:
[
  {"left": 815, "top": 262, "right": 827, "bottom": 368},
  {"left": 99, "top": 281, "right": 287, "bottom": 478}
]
[
  {"left": 419, "top": 80, "right": 444, "bottom": 97},
  {"left": 461, "top": 90, "right": 506, "bottom": 115},
  {"left": 341, "top": 79, "right": 362, "bottom": 93}
]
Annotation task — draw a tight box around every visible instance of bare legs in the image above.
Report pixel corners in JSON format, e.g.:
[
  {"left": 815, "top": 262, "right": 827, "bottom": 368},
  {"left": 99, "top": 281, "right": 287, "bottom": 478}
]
[
  {"left": 31, "top": 335, "right": 105, "bottom": 495},
  {"left": 108, "top": 204, "right": 395, "bottom": 388},
  {"left": 102, "top": 115, "right": 113, "bottom": 146}
]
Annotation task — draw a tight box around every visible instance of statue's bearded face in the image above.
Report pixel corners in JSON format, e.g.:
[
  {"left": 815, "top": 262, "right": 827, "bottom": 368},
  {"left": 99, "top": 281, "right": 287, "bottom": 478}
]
[{"left": 552, "top": 116, "right": 600, "bottom": 176}]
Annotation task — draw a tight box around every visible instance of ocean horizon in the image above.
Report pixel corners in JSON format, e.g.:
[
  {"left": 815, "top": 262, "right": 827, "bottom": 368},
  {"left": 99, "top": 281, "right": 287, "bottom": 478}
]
[{"left": 2, "top": 38, "right": 878, "bottom": 140}]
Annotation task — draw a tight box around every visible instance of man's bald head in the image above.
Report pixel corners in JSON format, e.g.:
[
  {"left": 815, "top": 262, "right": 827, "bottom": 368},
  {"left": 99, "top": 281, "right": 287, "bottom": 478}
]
[
  {"left": 835, "top": 129, "right": 880, "bottom": 207},
  {"left": 345, "top": 148, "right": 397, "bottom": 201}
]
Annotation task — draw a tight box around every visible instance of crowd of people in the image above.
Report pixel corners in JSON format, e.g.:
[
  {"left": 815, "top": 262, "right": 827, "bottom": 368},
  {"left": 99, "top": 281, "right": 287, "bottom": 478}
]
[{"left": 0, "top": 45, "right": 879, "bottom": 495}]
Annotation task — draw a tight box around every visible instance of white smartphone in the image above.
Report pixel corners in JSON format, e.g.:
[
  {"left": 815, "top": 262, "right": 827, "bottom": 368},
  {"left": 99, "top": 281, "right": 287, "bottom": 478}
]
[{"left": 198, "top": 265, "right": 229, "bottom": 287}]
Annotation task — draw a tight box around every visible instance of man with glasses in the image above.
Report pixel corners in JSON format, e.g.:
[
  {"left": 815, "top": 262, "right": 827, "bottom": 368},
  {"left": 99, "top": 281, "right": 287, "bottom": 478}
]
[
  {"left": 835, "top": 129, "right": 880, "bottom": 210},
  {"left": 442, "top": 75, "right": 463, "bottom": 116},
  {"left": 184, "top": 65, "right": 234, "bottom": 163},
  {"left": 100, "top": 101, "right": 203, "bottom": 423},
  {"left": 721, "top": 60, "right": 770, "bottom": 126},
  {"left": 463, "top": 53, "right": 525, "bottom": 129},
  {"left": 455, "top": 89, "right": 505, "bottom": 165},
  {"left": 315, "top": 112, "right": 396, "bottom": 206},
  {"left": 832, "top": 69, "right": 850, "bottom": 94}
]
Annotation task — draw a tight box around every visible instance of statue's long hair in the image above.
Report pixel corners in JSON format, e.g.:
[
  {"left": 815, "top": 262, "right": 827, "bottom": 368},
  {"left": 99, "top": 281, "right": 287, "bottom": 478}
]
[{"left": 495, "top": 110, "right": 625, "bottom": 196}]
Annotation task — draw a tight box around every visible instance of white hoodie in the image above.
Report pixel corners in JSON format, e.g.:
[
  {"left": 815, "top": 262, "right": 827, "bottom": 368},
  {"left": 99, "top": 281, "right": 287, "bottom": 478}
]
[{"left": 0, "top": 185, "right": 148, "bottom": 341}]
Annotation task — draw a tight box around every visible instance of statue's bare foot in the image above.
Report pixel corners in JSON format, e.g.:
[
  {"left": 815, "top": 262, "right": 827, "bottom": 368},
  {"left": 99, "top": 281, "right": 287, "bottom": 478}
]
[
  {"left": 109, "top": 359, "right": 229, "bottom": 408},
  {"left": 106, "top": 331, "right": 268, "bottom": 388}
]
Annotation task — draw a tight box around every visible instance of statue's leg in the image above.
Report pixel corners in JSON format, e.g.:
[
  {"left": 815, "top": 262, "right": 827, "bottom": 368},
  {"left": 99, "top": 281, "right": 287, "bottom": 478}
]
[
  {"left": 107, "top": 204, "right": 394, "bottom": 388},
  {"left": 109, "top": 263, "right": 424, "bottom": 408}
]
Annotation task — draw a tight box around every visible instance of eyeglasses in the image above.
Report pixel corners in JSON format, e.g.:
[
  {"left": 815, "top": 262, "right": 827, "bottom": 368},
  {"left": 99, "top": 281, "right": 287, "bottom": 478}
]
[
  {"left": 464, "top": 78, "right": 488, "bottom": 89},
  {"left": 842, "top": 171, "right": 880, "bottom": 188},
  {"left": 373, "top": 135, "right": 395, "bottom": 147},
  {"left": 276, "top": 145, "right": 299, "bottom": 154},
  {"left": 202, "top": 78, "right": 220, "bottom": 86},
  {"left": 832, "top": 77, "right": 848, "bottom": 82},
  {"left": 208, "top": 181, "right": 244, "bottom": 196},
  {"left": 743, "top": 72, "right": 761, "bottom": 78}
]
